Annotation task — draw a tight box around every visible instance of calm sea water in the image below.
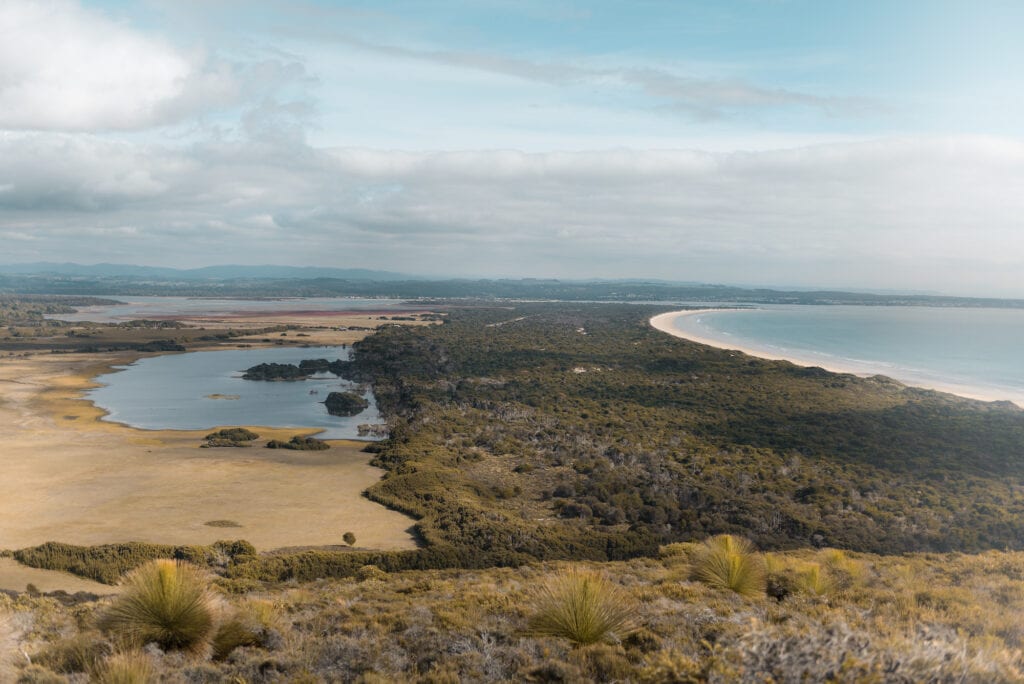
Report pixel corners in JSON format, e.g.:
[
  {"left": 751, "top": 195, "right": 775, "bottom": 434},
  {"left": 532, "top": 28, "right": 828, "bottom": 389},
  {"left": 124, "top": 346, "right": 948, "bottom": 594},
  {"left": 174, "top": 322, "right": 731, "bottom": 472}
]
[
  {"left": 669, "top": 306, "right": 1024, "bottom": 405},
  {"left": 88, "top": 346, "right": 381, "bottom": 439}
]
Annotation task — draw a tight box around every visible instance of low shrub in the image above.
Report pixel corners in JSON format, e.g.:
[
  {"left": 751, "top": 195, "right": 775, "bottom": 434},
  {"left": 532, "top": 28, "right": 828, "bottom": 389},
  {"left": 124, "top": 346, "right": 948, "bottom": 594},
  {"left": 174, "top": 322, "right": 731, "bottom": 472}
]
[
  {"left": 266, "top": 436, "right": 330, "bottom": 450},
  {"left": 205, "top": 428, "right": 259, "bottom": 442}
]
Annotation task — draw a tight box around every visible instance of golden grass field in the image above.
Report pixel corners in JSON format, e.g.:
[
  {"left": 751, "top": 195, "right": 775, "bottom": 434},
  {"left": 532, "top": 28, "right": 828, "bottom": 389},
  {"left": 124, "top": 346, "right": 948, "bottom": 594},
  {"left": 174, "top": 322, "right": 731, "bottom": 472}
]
[{"left": 0, "top": 320, "right": 422, "bottom": 592}]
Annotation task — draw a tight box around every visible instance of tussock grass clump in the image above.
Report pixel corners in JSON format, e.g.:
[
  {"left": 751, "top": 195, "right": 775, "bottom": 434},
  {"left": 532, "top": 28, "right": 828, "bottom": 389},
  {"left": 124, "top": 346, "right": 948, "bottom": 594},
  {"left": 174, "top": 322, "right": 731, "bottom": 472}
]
[
  {"left": 818, "top": 548, "right": 867, "bottom": 591},
  {"left": 34, "top": 631, "right": 110, "bottom": 674},
  {"left": 528, "top": 567, "right": 636, "bottom": 645},
  {"left": 212, "top": 599, "right": 280, "bottom": 660},
  {"left": 98, "top": 560, "right": 217, "bottom": 653},
  {"left": 795, "top": 563, "right": 836, "bottom": 597},
  {"left": 12, "top": 664, "right": 68, "bottom": 683},
  {"left": 93, "top": 650, "right": 156, "bottom": 684},
  {"left": 691, "top": 534, "right": 766, "bottom": 597}
]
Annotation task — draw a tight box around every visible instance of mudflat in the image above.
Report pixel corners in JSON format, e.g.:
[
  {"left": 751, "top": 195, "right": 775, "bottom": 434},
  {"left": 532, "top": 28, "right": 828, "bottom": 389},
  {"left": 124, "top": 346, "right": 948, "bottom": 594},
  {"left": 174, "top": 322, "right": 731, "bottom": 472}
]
[{"left": 0, "top": 350, "right": 417, "bottom": 552}]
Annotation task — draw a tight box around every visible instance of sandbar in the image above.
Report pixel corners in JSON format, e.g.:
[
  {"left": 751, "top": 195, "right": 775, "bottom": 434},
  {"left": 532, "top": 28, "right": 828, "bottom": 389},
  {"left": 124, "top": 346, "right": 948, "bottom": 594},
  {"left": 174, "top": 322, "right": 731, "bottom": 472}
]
[{"left": 650, "top": 309, "right": 1024, "bottom": 408}]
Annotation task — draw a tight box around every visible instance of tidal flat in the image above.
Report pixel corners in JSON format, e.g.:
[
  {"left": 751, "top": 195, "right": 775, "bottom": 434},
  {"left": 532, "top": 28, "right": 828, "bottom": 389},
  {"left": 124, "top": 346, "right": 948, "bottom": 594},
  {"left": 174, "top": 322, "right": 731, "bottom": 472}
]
[{"left": 0, "top": 351, "right": 417, "bottom": 559}]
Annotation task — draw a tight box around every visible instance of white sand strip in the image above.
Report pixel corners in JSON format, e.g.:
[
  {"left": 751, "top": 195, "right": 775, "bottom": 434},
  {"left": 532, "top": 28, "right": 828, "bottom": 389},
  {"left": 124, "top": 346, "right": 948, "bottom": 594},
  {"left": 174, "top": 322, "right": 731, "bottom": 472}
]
[{"left": 650, "top": 309, "right": 1024, "bottom": 408}]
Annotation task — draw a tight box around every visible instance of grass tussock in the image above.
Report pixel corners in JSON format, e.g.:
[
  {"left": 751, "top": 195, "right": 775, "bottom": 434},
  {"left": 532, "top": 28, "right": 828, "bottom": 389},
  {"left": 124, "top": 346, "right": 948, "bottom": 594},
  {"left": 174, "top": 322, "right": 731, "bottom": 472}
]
[
  {"left": 34, "top": 631, "right": 110, "bottom": 674},
  {"left": 93, "top": 650, "right": 156, "bottom": 684},
  {"left": 98, "top": 559, "right": 217, "bottom": 653},
  {"left": 691, "top": 534, "right": 767, "bottom": 597},
  {"left": 528, "top": 567, "right": 636, "bottom": 645},
  {"left": 212, "top": 598, "right": 281, "bottom": 660},
  {"left": 764, "top": 548, "right": 870, "bottom": 599}
]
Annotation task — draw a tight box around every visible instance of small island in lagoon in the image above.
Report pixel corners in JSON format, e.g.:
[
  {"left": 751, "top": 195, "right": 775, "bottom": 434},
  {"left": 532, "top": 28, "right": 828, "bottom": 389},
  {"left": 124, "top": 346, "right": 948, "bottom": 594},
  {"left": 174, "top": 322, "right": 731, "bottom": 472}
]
[{"left": 241, "top": 357, "right": 371, "bottom": 418}]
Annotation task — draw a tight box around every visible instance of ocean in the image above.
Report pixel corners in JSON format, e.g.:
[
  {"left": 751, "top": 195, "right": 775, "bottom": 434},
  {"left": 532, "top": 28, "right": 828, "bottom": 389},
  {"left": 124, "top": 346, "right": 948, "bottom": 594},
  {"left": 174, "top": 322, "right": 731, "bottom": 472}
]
[{"left": 663, "top": 305, "right": 1024, "bottom": 406}]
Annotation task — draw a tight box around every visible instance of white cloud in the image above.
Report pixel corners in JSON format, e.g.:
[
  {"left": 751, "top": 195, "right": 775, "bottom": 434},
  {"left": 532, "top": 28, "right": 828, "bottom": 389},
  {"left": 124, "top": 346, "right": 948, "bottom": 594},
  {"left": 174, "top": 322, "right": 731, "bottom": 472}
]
[
  {"left": 0, "top": 0, "right": 308, "bottom": 132},
  {"left": 1, "top": 134, "right": 1023, "bottom": 295},
  {"left": 319, "top": 33, "right": 870, "bottom": 121}
]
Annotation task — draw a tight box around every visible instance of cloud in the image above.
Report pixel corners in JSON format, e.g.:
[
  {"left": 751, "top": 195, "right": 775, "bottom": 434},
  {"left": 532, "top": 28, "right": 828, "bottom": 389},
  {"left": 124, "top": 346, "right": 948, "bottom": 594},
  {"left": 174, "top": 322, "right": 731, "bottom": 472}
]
[
  {"left": 318, "top": 33, "right": 870, "bottom": 120},
  {"left": 0, "top": 0, "right": 310, "bottom": 132},
  {"left": 1, "top": 134, "right": 1023, "bottom": 294}
]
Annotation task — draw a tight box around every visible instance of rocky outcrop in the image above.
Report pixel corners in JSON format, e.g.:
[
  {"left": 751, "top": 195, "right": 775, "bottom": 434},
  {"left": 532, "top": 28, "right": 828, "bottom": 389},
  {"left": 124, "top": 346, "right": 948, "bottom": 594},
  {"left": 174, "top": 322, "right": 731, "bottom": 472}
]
[{"left": 357, "top": 423, "right": 389, "bottom": 437}]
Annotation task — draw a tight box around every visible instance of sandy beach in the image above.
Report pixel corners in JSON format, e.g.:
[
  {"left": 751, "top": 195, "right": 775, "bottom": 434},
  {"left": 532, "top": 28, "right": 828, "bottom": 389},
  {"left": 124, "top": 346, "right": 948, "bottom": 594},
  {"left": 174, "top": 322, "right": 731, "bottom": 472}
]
[
  {"left": 650, "top": 309, "right": 1024, "bottom": 408},
  {"left": 0, "top": 350, "right": 418, "bottom": 558}
]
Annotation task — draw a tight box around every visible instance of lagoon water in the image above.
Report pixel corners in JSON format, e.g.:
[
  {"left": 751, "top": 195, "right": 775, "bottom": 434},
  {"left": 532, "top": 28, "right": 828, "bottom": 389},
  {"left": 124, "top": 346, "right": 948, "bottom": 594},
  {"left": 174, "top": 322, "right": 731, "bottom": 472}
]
[
  {"left": 668, "top": 306, "right": 1024, "bottom": 406},
  {"left": 89, "top": 346, "right": 381, "bottom": 439}
]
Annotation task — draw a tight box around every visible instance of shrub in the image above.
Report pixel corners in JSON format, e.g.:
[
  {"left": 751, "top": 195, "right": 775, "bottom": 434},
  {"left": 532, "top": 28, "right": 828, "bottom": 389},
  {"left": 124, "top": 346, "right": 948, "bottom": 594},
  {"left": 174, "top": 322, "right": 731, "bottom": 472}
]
[
  {"left": 93, "top": 651, "right": 156, "bottom": 684},
  {"left": 527, "top": 567, "right": 636, "bottom": 645},
  {"left": 343, "top": 532, "right": 356, "bottom": 546},
  {"left": 98, "top": 560, "right": 217, "bottom": 653},
  {"left": 206, "top": 428, "right": 259, "bottom": 441},
  {"left": 691, "top": 535, "right": 766, "bottom": 597},
  {"left": 266, "top": 436, "right": 330, "bottom": 450},
  {"left": 202, "top": 428, "right": 259, "bottom": 448}
]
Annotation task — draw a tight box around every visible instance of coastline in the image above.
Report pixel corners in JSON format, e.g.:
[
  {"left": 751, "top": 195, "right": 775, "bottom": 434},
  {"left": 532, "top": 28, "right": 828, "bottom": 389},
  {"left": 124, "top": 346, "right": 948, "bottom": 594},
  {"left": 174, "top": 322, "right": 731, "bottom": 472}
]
[{"left": 650, "top": 310, "right": 1024, "bottom": 408}]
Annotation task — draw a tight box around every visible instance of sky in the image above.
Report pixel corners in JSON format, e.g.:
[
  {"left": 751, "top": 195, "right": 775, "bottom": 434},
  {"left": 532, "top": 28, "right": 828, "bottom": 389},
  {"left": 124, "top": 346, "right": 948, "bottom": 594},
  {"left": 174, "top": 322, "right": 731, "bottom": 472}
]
[{"left": 1, "top": 1, "right": 1024, "bottom": 296}]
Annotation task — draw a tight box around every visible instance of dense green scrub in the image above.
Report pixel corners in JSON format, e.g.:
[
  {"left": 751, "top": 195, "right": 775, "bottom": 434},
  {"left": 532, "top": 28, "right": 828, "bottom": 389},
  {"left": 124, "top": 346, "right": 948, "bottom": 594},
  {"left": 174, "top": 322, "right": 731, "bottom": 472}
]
[
  {"left": 346, "top": 303, "right": 1024, "bottom": 561},
  {"left": 14, "top": 303, "right": 1024, "bottom": 584}
]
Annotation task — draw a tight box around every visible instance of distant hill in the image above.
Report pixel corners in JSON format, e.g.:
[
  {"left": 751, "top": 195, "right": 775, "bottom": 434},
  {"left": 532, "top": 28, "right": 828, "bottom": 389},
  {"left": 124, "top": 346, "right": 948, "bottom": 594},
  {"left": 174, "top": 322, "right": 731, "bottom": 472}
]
[
  {"left": 1, "top": 263, "right": 1023, "bottom": 308},
  {"left": 0, "top": 262, "right": 419, "bottom": 281}
]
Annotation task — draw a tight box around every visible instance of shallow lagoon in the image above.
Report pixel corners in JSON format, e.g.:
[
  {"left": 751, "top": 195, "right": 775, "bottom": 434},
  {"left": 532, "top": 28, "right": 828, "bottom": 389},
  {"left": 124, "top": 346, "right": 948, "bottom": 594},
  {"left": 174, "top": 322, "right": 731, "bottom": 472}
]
[{"left": 89, "top": 346, "right": 381, "bottom": 439}]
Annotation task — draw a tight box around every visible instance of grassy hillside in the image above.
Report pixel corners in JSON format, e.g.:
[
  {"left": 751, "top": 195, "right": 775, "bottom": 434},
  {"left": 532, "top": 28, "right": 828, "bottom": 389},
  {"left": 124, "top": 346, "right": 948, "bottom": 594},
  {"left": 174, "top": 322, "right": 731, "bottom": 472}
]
[{"left": 3, "top": 549, "right": 1024, "bottom": 682}]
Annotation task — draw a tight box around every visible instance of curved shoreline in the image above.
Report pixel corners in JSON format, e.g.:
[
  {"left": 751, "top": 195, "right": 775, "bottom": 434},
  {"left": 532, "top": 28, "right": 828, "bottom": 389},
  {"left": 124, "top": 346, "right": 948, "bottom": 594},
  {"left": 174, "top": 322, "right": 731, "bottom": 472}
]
[{"left": 650, "top": 309, "right": 1024, "bottom": 408}]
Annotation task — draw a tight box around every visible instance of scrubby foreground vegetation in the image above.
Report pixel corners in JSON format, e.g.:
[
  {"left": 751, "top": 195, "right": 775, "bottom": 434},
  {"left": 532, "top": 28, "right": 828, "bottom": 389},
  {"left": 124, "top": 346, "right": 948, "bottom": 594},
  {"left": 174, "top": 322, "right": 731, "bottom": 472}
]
[{"left": 3, "top": 548, "right": 1024, "bottom": 682}]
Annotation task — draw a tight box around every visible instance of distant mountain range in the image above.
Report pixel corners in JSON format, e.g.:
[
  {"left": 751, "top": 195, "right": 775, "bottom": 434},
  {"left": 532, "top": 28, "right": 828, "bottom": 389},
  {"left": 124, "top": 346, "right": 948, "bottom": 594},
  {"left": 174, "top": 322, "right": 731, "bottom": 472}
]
[{"left": 0, "top": 262, "right": 420, "bottom": 281}]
